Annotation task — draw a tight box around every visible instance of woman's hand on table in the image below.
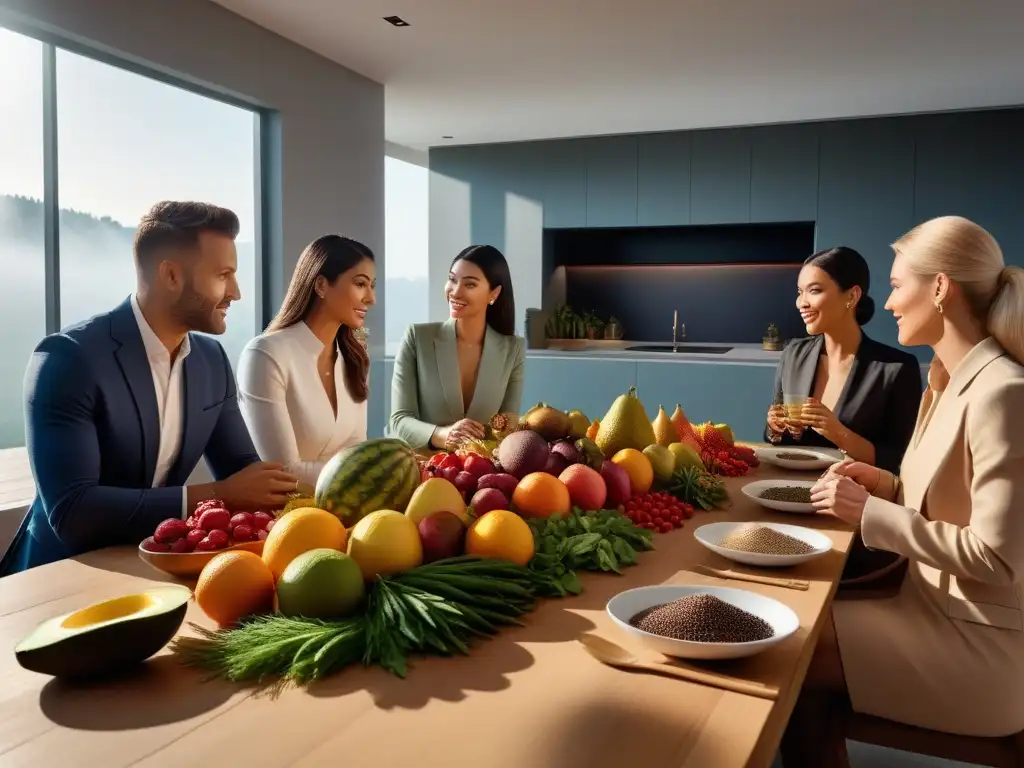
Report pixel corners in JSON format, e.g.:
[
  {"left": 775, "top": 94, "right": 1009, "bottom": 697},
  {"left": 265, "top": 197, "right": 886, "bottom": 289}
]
[
  {"left": 811, "top": 465, "right": 871, "bottom": 525},
  {"left": 433, "top": 418, "right": 486, "bottom": 449}
]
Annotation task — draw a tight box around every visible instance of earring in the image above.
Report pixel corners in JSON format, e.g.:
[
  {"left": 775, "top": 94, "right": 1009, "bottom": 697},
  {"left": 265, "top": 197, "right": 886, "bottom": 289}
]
[
  {"left": 845, "top": 302, "right": 853, "bottom": 310},
  {"left": 489, "top": 300, "right": 495, "bottom": 305},
  {"left": 935, "top": 301, "right": 943, "bottom": 315}
]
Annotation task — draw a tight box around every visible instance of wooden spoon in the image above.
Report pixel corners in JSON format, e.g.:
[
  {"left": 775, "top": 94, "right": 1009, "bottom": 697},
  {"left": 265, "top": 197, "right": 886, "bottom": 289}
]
[{"left": 577, "top": 634, "right": 779, "bottom": 700}]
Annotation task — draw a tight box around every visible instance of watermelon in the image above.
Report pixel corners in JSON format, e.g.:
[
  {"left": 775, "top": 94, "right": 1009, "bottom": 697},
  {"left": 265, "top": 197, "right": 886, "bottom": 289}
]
[{"left": 314, "top": 438, "right": 421, "bottom": 526}]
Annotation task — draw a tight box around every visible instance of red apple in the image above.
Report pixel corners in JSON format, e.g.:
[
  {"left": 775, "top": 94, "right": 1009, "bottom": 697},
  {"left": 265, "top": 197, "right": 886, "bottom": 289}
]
[
  {"left": 469, "top": 488, "right": 509, "bottom": 518},
  {"left": 418, "top": 511, "right": 466, "bottom": 564}
]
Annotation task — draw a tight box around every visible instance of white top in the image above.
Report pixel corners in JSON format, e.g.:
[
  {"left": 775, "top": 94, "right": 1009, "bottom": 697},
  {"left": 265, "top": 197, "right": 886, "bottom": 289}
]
[
  {"left": 237, "top": 322, "right": 367, "bottom": 494},
  {"left": 129, "top": 293, "right": 189, "bottom": 518}
]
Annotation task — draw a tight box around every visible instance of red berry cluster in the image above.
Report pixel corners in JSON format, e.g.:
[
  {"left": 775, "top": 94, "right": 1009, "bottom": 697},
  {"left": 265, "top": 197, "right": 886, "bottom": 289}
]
[
  {"left": 141, "top": 500, "right": 276, "bottom": 554},
  {"left": 701, "top": 449, "right": 750, "bottom": 477},
  {"left": 621, "top": 491, "right": 694, "bottom": 533}
]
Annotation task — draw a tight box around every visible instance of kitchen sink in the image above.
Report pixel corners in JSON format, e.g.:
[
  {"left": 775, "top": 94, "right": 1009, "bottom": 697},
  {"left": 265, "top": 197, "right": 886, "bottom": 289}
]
[{"left": 626, "top": 345, "right": 732, "bottom": 355}]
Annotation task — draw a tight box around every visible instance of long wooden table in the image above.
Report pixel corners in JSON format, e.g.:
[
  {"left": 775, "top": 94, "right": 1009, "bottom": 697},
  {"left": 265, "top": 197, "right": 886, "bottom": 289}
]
[{"left": 0, "top": 464, "right": 854, "bottom": 767}]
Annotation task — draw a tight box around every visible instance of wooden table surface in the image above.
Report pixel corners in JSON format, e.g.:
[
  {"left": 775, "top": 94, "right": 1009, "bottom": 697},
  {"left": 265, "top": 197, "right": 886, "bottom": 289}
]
[{"left": 0, "top": 463, "right": 854, "bottom": 768}]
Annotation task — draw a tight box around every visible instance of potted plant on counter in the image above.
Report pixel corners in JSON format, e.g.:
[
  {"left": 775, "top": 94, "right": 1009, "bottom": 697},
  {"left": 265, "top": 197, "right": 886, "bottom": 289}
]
[
  {"left": 582, "top": 310, "right": 605, "bottom": 340},
  {"left": 603, "top": 316, "right": 624, "bottom": 341},
  {"left": 544, "top": 305, "right": 587, "bottom": 348}
]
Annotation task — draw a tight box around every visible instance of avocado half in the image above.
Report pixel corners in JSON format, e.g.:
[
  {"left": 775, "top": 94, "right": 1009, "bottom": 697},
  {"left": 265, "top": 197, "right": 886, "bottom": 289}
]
[{"left": 15, "top": 584, "right": 192, "bottom": 679}]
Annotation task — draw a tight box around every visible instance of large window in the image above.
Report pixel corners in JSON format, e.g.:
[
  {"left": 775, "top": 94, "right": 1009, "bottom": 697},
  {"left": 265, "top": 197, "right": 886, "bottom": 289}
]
[
  {"left": 384, "top": 156, "right": 429, "bottom": 353},
  {"left": 0, "top": 29, "right": 45, "bottom": 449},
  {"left": 0, "top": 27, "right": 262, "bottom": 449}
]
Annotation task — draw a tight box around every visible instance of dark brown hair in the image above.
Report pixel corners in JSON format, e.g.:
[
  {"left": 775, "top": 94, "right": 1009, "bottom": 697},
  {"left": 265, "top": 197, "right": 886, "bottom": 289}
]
[
  {"left": 803, "top": 246, "right": 875, "bottom": 325},
  {"left": 267, "top": 234, "right": 374, "bottom": 402},
  {"left": 451, "top": 244, "right": 516, "bottom": 336},
  {"left": 133, "top": 201, "right": 240, "bottom": 273}
]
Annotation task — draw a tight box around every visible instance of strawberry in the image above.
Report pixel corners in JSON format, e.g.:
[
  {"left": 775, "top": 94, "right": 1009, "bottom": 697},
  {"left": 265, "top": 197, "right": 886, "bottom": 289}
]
[
  {"left": 229, "top": 512, "right": 254, "bottom": 530},
  {"left": 153, "top": 518, "right": 188, "bottom": 544},
  {"left": 252, "top": 511, "right": 274, "bottom": 529},
  {"left": 140, "top": 536, "right": 169, "bottom": 553},
  {"left": 197, "top": 507, "right": 231, "bottom": 532},
  {"left": 186, "top": 528, "right": 206, "bottom": 547},
  {"left": 206, "top": 529, "right": 230, "bottom": 549},
  {"left": 232, "top": 524, "right": 255, "bottom": 542},
  {"left": 170, "top": 538, "right": 194, "bottom": 553}
]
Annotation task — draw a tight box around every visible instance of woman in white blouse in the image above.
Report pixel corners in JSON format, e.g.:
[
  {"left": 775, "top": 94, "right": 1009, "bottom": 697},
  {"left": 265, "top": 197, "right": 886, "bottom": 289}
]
[{"left": 238, "top": 235, "right": 376, "bottom": 494}]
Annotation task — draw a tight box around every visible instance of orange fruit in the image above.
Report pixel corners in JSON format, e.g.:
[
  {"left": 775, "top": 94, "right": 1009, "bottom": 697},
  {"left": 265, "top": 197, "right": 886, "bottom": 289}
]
[
  {"left": 262, "top": 507, "right": 347, "bottom": 581},
  {"left": 586, "top": 419, "right": 600, "bottom": 441},
  {"left": 195, "top": 550, "right": 276, "bottom": 627},
  {"left": 611, "top": 448, "right": 654, "bottom": 495},
  {"left": 466, "top": 510, "right": 535, "bottom": 567},
  {"left": 511, "top": 471, "right": 572, "bottom": 518}
]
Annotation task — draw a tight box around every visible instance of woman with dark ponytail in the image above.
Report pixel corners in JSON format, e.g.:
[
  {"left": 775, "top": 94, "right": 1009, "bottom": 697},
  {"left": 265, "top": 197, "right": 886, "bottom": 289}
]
[
  {"left": 237, "top": 235, "right": 376, "bottom": 494},
  {"left": 390, "top": 245, "right": 526, "bottom": 449},
  {"left": 765, "top": 246, "right": 923, "bottom": 473}
]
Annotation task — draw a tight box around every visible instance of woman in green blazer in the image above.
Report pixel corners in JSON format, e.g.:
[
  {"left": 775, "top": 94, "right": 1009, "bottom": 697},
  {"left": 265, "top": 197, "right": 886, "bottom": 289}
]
[{"left": 389, "top": 245, "right": 526, "bottom": 450}]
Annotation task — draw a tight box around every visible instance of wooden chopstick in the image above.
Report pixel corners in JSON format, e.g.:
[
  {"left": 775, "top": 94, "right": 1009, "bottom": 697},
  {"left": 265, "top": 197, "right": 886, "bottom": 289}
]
[{"left": 694, "top": 564, "right": 810, "bottom": 591}]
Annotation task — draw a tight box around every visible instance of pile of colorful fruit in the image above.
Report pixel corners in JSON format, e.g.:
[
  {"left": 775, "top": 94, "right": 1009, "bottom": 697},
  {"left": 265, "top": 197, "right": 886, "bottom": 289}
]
[{"left": 145, "top": 386, "right": 761, "bottom": 687}]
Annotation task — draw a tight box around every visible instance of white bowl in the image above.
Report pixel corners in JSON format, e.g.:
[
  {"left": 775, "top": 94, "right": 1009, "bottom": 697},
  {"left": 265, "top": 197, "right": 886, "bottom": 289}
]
[
  {"left": 755, "top": 446, "right": 843, "bottom": 471},
  {"left": 741, "top": 479, "right": 817, "bottom": 514},
  {"left": 606, "top": 584, "right": 800, "bottom": 660},
  {"left": 694, "top": 521, "right": 832, "bottom": 567}
]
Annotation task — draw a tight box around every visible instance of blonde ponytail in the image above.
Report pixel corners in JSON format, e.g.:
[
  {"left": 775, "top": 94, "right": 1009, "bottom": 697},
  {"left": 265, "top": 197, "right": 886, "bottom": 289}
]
[
  {"left": 893, "top": 216, "right": 1024, "bottom": 364},
  {"left": 989, "top": 265, "right": 1024, "bottom": 365}
]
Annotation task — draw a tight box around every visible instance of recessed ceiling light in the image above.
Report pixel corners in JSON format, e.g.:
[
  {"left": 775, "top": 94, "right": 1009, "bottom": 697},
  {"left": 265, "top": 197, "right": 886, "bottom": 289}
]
[
  {"left": 442, "top": 135, "right": 454, "bottom": 140},
  {"left": 383, "top": 16, "right": 410, "bottom": 27}
]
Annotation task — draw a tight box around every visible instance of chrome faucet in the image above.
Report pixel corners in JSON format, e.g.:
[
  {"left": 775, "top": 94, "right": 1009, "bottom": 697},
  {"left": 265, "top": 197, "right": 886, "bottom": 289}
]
[{"left": 672, "top": 311, "right": 686, "bottom": 352}]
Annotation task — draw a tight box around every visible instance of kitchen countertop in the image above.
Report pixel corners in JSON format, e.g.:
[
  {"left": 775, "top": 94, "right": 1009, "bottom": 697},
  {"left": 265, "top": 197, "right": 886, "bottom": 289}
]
[{"left": 526, "top": 341, "right": 784, "bottom": 366}]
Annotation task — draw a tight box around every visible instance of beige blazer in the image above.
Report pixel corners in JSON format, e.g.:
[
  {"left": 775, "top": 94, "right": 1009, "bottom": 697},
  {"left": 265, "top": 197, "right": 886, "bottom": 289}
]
[
  {"left": 833, "top": 337, "right": 1024, "bottom": 737},
  {"left": 388, "top": 320, "right": 526, "bottom": 449}
]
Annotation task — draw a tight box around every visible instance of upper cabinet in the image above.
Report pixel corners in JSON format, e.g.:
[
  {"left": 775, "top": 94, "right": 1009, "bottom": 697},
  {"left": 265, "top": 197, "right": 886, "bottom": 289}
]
[
  {"left": 542, "top": 139, "right": 587, "bottom": 228},
  {"left": 637, "top": 132, "right": 691, "bottom": 226},
  {"left": 585, "top": 136, "right": 638, "bottom": 227},
  {"left": 913, "top": 110, "right": 1024, "bottom": 261},
  {"left": 750, "top": 124, "right": 819, "bottom": 223},
  {"left": 690, "top": 129, "right": 752, "bottom": 225}
]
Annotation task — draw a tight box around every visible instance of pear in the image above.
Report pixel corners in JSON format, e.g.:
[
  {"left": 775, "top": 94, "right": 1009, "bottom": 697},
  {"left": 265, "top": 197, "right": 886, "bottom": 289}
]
[
  {"left": 651, "top": 405, "right": 676, "bottom": 447},
  {"left": 595, "top": 386, "right": 656, "bottom": 458}
]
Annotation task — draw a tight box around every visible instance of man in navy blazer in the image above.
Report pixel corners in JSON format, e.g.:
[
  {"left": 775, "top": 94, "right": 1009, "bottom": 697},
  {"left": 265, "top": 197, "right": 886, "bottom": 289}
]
[{"left": 0, "top": 201, "right": 298, "bottom": 576}]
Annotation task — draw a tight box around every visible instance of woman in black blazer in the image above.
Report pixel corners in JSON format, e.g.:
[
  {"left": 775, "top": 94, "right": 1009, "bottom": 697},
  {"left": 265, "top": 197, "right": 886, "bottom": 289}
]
[
  {"left": 767, "top": 247, "right": 924, "bottom": 591},
  {"left": 766, "top": 247, "right": 923, "bottom": 475}
]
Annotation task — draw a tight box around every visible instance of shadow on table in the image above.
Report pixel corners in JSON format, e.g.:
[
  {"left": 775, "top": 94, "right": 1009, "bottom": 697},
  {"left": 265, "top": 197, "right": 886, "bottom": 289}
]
[
  {"left": 39, "top": 654, "right": 235, "bottom": 730},
  {"left": 538, "top": 699, "right": 741, "bottom": 767},
  {"left": 305, "top": 603, "right": 599, "bottom": 711}
]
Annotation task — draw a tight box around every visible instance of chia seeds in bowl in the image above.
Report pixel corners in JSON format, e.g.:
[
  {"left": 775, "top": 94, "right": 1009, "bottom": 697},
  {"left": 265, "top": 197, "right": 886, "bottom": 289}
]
[
  {"left": 776, "top": 451, "right": 817, "bottom": 461},
  {"left": 759, "top": 485, "right": 813, "bottom": 504},
  {"left": 716, "top": 524, "right": 814, "bottom": 556},
  {"left": 629, "top": 593, "right": 775, "bottom": 644}
]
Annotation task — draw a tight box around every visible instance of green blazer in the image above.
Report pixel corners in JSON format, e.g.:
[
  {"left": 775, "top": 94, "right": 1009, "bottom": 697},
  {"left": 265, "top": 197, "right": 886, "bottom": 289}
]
[{"left": 389, "top": 320, "right": 526, "bottom": 448}]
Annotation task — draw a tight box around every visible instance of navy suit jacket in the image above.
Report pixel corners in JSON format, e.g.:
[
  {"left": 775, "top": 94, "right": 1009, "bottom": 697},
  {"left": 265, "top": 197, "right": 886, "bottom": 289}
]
[{"left": 0, "top": 298, "right": 261, "bottom": 576}]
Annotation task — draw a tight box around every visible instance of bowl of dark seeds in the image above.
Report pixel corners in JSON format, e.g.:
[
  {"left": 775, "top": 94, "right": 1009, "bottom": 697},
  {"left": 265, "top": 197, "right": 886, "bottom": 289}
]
[
  {"left": 755, "top": 446, "right": 842, "bottom": 471},
  {"left": 695, "top": 521, "right": 832, "bottom": 567},
  {"left": 741, "top": 479, "right": 817, "bottom": 513},
  {"left": 607, "top": 585, "right": 799, "bottom": 660}
]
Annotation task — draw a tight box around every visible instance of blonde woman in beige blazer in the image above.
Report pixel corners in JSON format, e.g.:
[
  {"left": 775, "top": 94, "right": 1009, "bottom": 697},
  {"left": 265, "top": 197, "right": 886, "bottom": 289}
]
[{"left": 782, "top": 216, "right": 1024, "bottom": 766}]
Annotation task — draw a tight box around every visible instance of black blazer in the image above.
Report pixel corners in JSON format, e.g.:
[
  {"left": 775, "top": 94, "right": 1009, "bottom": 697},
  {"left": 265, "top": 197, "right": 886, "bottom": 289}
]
[{"left": 765, "top": 333, "right": 923, "bottom": 474}]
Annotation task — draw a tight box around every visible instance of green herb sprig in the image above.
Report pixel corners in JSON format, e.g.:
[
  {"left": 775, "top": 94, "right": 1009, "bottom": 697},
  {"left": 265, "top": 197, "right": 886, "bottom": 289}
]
[
  {"left": 526, "top": 508, "right": 654, "bottom": 596},
  {"left": 664, "top": 466, "right": 729, "bottom": 510}
]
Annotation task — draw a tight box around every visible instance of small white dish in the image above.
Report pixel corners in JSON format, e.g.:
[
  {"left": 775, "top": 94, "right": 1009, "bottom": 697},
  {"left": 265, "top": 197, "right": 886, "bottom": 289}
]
[
  {"left": 694, "top": 521, "right": 832, "bottom": 567},
  {"left": 606, "top": 584, "right": 800, "bottom": 660},
  {"left": 755, "top": 446, "right": 843, "bottom": 471},
  {"left": 741, "top": 479, "right": 817, "bottom": 514}
]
